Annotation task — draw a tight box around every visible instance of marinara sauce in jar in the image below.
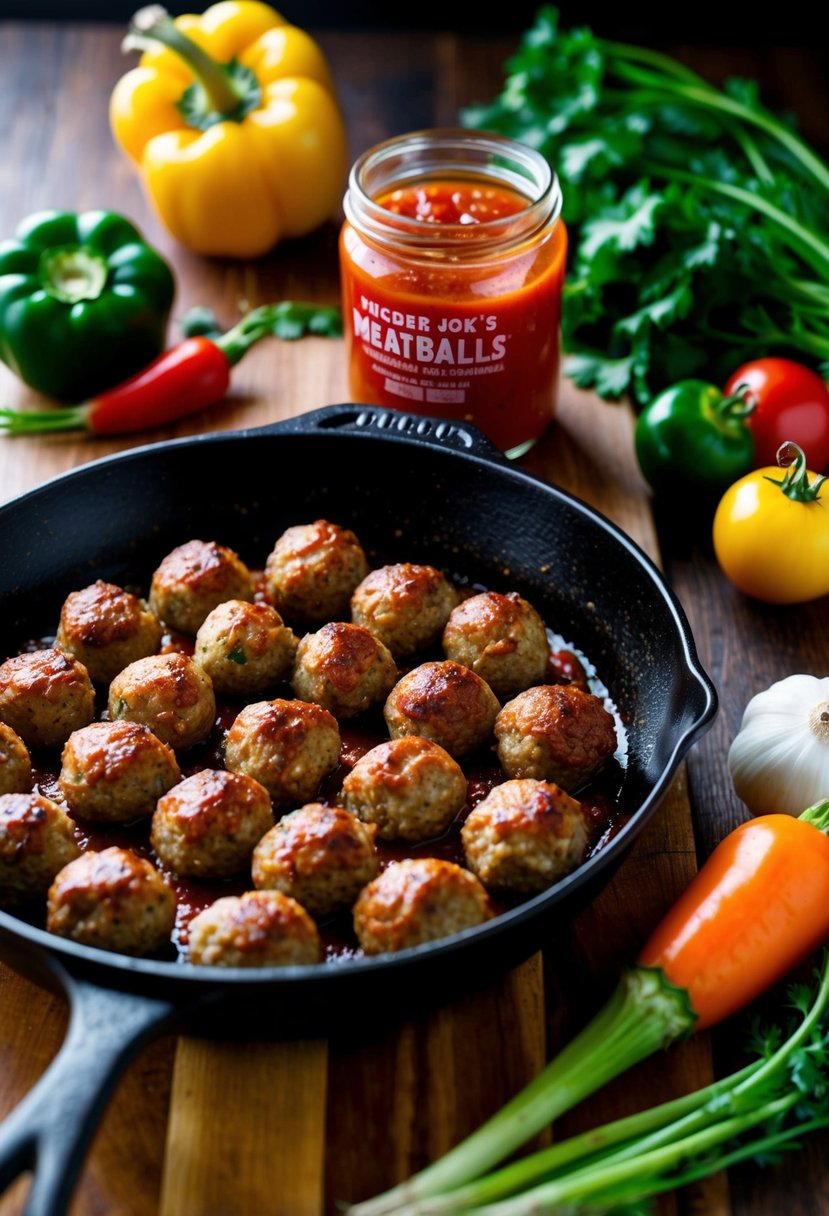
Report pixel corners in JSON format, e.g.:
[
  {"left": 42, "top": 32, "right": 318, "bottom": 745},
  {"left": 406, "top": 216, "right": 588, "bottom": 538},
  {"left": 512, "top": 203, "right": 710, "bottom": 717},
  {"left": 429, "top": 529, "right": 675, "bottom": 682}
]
[{"left": 340, "top": 129, "right": 566, "bottom": 456}]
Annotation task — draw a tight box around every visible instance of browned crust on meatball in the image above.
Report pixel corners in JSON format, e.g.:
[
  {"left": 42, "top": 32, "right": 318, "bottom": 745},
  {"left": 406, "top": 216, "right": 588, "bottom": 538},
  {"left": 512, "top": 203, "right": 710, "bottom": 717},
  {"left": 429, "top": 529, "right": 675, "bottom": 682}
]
[
  {"left": 442, "top": 590, "right": 549, "bottom": 698},
  {"left": 265, "top": 520, "right": 369, "bottom": 622},
  {"left": 0, "top": 722, "right": 32, "bottom": 796},
  {"left": 149, "top": 540, "right": 253, "bottom": 634},
  {"left": 291, "top": 623, "right": 397, "bottom": 718},
  {"left": 461, "top": 778, "right": 587, "bottom": 896},
  {"left": 341, "top": 736, "right": 467, "bottom": 842},
  {"left": 223, "top": 698, "right": 340, "bottom": 806},
  {"left": 495, "top": 684, "right": 617, "bottom": 790},
  {"left": 56, "top": 580, "right": 162, "bottom": 685},
  {"left": 0, "top": 648, "right": 95, "bottom": 750},
  {"left": 384, "top": 661, "right": 500, "bottom": 758},
  {"left": 46, "top": 846, "right": 175, "bottom": 955},
  {"left": 187, "top": 890, "right": 321, "bottom": 967},
  {"left": 351, "top": 563, "right": 458, "bottom": 657},
  {"left": 353, "top": 857, "right": 491, "bottom": 955},
  {"left": 252, "top": 803, "right": 378, "bottom": 919},
  {"left": 109, "top": 653, "right": 216, "bottom": 750},
  {"left": 60, "top": 720, "right": 178, "bottom": 785},
  {"left": 151, "top": 769, "right": 274, "bottom": 879},
  {"left": 0, "top": 792, "right": 80, "bottom": 904}
]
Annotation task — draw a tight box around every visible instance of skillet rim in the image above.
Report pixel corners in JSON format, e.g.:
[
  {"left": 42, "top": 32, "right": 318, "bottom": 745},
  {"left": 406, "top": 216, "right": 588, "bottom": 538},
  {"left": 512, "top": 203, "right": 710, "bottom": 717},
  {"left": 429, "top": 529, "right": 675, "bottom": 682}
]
[{"left": 0, "top": 412, "right": 717, "bottom": 989}]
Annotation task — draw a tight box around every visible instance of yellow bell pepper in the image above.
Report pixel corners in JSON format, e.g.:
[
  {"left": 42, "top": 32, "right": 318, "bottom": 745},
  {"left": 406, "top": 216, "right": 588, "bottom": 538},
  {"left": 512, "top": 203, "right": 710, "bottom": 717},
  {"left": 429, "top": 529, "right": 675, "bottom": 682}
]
[{"left": 110, "top": 2, "right": 348, "bottom": 258}]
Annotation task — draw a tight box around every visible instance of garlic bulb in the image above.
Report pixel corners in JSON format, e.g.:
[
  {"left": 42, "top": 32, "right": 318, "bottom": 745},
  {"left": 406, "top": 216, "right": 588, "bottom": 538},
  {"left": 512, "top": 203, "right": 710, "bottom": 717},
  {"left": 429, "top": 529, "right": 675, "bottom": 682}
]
[{"left": 728, "top": 674, "right": 829, "bottom": 815}]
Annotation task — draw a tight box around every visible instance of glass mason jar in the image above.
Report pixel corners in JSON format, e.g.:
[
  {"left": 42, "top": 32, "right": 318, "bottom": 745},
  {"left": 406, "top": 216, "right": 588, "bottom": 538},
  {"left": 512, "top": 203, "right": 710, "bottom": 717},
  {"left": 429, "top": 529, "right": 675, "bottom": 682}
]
[{"left": 339, "top": 129, "right": 566, "bottom": 457}]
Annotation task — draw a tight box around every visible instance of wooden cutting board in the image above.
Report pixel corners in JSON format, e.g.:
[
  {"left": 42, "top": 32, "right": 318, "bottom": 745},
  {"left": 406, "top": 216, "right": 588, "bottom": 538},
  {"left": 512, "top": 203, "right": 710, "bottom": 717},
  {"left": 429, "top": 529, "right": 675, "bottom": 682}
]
[{"left": 7, "top": 19, "right": 829, "bottom": 1216}]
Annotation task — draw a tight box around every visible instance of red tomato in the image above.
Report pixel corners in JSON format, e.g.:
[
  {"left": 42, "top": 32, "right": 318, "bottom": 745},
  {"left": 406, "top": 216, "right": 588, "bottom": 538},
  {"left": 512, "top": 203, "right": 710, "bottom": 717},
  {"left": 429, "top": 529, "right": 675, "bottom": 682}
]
[{"left": 724, "top": 357, "right": 829, "bottom": 471}]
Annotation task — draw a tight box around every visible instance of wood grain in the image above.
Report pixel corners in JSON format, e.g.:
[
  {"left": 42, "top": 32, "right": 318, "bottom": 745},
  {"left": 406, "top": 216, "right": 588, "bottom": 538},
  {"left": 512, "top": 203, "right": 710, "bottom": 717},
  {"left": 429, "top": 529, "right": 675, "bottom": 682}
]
[{"left": 0, "top": 19, "right": 827, "bottom": 1216}]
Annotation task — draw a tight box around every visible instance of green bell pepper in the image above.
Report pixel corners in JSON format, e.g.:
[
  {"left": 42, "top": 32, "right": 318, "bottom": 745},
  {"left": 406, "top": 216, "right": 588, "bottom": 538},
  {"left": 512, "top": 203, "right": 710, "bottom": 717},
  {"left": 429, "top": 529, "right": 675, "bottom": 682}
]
[
  {"left": 0, "top": 210, "right": 174, "bottom": 401},
  {"left": 634, "top": 379, "right": 755, "bottom": 497}
]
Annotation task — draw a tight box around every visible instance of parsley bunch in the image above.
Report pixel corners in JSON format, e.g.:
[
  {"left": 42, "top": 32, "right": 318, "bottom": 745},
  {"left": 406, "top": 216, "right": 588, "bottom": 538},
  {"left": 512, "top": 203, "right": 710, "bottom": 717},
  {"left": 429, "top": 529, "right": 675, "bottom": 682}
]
[{"left": 464, "top": 8, "right": 829, "bottom": 406}]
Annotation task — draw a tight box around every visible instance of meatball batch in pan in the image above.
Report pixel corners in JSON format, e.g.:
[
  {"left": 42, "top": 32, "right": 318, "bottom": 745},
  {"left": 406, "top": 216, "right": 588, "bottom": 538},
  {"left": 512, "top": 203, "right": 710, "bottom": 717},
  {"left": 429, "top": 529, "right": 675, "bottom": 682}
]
[
  {"left": 462, "top": 779, "right": 588, "bottom": 897},
  {"left": 60, "top": 720, "right": 180, "bottom": 824},
  {"left": 188, "top": 889, "right": 321, "bottom": 968},
  {"left": 385, "top": 660, "right": 500, "bottom": 758},
  {"left": 0, "top": 723, "right": 32, "bottom": 796},
  {"left": 291, "top": 622, "right": 397, "bottom": 719},
  {"left": 442, "top": 590, "right": 550, "bottom": 700},
  {"left": 194, "top": 599, "right": 298, "bottom": 697},
  {"left": 224, "top": 698, "right": 340, "bottom": 807},
  {"left": 0, "top": 792, "right": 80, "bottom": 906},
  {"left": 47, "top": 846, "right": 175, "bottom": 955},
  {"left": 152, "top": 769, "right": 274, "bottom": 879},
  {"left": 341, "top": 736, "right": 467, "bottom": 843},
  {"left": 495, "top": 683, "right": 617, "bottom": 791},
  {"left": 0, "top": 648, "right": 95, "bottom": 750},
  {"left": 252, "top": 803, "right": 378, "bottom": 920},
  {"left": 109, "top": 653, "right": 216, "bottom": 751},
  {"left": 265, "top": 520, "right": 369, "bottom": 623},
  {"left": 353, "top": 858, "right": 491, "bottom": 955},
  {"left": 351, "top": 563, "right": 458, "bottom": 658},
  {"left": 149, "top": 539, "right": 253, "bottom": 636},
  {"left": 56, "top": 580, "right": 162, "bottom": 685}
]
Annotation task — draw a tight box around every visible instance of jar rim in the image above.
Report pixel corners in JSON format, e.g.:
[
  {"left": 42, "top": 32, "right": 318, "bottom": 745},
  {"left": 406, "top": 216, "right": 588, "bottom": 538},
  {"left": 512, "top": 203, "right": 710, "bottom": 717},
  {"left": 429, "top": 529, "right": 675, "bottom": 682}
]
[{"left": 344, "top": 128, "right": 562, "bottom": 253}]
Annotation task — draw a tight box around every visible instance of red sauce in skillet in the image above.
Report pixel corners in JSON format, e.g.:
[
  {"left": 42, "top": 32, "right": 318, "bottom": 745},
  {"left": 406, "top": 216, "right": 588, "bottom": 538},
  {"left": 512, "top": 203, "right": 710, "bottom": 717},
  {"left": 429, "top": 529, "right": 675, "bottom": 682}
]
[{"left": 20, "top": 583, "right": 628, "bottom": 964}]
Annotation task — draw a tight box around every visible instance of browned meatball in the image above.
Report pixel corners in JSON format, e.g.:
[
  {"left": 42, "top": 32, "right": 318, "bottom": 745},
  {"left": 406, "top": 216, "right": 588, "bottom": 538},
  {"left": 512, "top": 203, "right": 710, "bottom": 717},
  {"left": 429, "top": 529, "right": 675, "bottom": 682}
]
[
  {"left": 109, "top": 653, "right": 216, "bottom": 751},
  {"left": 384, "top": 661, "right": 500, "bottom": 758},
  {"left": 149, "top": 539, "right": 253, "bottom": 635},
  {"left": 194, "top": 599, "right": 297, "bottom": 696},
  {"left": 341, "top": 736, "right": 466, "bottom": 842},
  {"left": 495, "top": 684, "right": 617, "bottom": 791},
  {"left": 265, "top": 520, "right": 369, "bottom": 622},
  {"left": 442, "top": 591, "right": 549, "bottom": 699},
  {"left": 223, "top": 698, "right": 340, "bottom": 807},
  {"left": 187, "top": 890, "right": 321, "bottom": 967},
  {"left": 151, "top": 769, "right": 274, "bottom": 879},
  {"left": 56, "top": 580, "right": 162, "bottom": 685},
  {"left": 351, "top": 563, "right": 458, "bottom": 658},
  {"left": 252, "top": 803, "right": 378, "bottom": 920},
  {"left": 0, "top": 648, "right": 95, "bottom": 750},
  {"left": 47, "top": 847, "right": 175, "bottom": 955},
  {"left": 60, "top": 720, "right": 181, "bottom": 824},
  {"left": 0, "top": 792, "right": 80, "bottom": 905},
  {"left": 0, "top": 723, "right": 32, "bottom": 796},
  {"left": 353, "top": 858, "right": 491, "bottom": 955},
  {"left": 291, "top": 623, "right": 397, "bottom": 719},
  {"left": 461, "top": 779, "right": 587, "bottom": 896}
]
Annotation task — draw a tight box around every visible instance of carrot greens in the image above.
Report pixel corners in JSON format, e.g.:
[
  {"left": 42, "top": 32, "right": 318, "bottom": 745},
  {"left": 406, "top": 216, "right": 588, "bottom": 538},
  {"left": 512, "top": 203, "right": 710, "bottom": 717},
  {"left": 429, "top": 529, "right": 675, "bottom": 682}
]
[
  {"left": 462, "top": 8, "right": 829, "bottom": 406},
  {"left": 349, "top": 952, "right": 829, "bottom": 1215}
]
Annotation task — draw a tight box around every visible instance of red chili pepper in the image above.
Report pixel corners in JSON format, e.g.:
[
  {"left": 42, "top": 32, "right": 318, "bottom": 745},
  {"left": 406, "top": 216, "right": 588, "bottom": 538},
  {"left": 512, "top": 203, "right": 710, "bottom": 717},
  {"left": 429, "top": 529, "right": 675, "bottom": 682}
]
[{"left": 0, "top": 302, "right": 342, "bottom": 436}]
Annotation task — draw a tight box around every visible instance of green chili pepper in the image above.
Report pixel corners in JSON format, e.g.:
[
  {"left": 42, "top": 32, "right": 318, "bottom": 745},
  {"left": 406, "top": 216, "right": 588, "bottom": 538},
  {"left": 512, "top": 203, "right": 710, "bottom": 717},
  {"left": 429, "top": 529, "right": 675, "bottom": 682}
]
[
  {"left": 634, "top": 379, "right": 755, "bottom": 496},
  {"left": 0, "top": 209, "right": 174, "bottom": 401}
]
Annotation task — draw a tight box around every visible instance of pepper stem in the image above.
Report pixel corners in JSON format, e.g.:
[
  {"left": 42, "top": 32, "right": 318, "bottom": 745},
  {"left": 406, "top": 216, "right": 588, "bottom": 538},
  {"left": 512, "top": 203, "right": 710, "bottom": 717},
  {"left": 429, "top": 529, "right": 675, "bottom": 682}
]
[
  {"left": 800, "top": 798, "right": 829, "bottom": 834},
  {"left": 763, "top": 441, "right": 827, "bottom": 501},
  {"left": 39, "top": 247, "right": 108, "bottom": 304},
  {"left": 718, "top": 384, "right": 756, "bottom": 421},
  {"left": 124, "top": 5, "right": 257, "bottom": 124}
]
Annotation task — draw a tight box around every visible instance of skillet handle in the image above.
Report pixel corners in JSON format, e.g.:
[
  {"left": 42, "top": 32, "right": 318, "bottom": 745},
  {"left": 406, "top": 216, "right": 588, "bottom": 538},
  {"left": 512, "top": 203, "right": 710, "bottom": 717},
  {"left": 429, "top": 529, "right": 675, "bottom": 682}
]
[
  {"left": 253, "top": 403, "right": 511, "bottom": 463},
  {"left": 0, "top": 964, "right": 178, "bottom": 1216}
]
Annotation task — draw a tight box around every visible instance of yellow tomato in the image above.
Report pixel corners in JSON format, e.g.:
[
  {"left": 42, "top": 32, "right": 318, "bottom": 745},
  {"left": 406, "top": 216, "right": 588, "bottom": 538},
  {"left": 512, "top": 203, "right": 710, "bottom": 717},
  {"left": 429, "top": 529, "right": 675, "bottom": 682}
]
[{"left": 713, "top": 450, "right": 829, "bottom": 604}]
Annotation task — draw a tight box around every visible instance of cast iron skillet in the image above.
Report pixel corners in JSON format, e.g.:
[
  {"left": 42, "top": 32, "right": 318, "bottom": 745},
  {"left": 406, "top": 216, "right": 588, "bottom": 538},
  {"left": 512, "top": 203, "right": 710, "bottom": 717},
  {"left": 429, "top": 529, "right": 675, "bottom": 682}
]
[{"left": 0, "top": 404, "right": 717, "bottom": 1215}]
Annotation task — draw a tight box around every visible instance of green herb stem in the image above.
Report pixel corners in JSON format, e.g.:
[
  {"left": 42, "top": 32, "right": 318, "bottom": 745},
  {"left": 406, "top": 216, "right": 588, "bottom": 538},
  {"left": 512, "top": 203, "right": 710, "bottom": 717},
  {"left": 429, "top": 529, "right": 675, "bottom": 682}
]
[
  {"left": 609, "top": 61, "right": 829, "bottom": 196},
  {"left": 346, "top": 968, "right": 695, "bottom": 1215},
  {"left": 639, "top": 162, "right": 829, "bottom": 277}
]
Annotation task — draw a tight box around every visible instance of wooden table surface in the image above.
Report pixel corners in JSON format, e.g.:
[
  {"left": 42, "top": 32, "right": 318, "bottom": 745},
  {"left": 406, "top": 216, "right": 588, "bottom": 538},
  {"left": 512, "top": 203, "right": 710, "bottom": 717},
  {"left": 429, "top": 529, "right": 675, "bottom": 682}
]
[{"left": 0, "top": 17, "right": 827, "bottom": 1216}]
